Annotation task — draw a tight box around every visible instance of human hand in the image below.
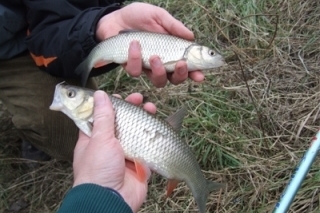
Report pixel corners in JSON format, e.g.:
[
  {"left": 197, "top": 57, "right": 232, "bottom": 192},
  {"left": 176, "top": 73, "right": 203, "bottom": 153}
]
[
  {"left": 73, "top": 91, "right": 156, "bottom": 212},
  {"left": 96, "top": 2, "right": 204, "bottom": 87}
]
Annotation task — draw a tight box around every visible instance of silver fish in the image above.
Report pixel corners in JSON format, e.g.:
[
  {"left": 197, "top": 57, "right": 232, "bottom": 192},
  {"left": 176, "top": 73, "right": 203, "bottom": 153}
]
[
  {"left": 75, "top": 30, "right": 226, "bottom": 86},
  {"left": 49, "top": 83, "right": 225, "bottom": 213}
]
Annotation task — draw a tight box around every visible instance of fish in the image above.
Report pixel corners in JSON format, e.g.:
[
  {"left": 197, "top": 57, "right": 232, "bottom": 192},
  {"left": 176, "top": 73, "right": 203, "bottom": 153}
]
[
  {"left": 75, "top": 30, "right": 226, "bottom": 86},
  {"left": 49, "top": 82, "right": 225, "bottom": 213}
]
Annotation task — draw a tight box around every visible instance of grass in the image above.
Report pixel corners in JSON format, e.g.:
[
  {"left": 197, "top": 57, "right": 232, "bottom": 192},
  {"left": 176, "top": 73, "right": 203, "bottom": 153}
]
[{"left": 1, "top": 0, "right": 320, "bottom": 212}]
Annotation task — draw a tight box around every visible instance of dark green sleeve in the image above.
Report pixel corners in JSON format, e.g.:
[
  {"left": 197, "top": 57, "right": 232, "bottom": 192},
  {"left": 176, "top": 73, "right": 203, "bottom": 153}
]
[{"left": 57, "top": 183, "right": 133, "bottom": 213}]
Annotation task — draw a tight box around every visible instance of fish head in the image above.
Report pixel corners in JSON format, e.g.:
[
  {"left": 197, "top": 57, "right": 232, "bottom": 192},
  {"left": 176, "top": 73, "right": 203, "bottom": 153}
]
[
  {"left": 49, "top": 82, "right": 94, "bottom": 136},
  {"left": 186, "top": 45, "right": 226, "bottom": 70}
]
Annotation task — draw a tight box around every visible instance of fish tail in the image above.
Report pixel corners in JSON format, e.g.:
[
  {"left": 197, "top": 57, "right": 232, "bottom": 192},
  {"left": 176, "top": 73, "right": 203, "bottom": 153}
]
[
  {"left": 75, "top": 58, "right": 91, "bottom": 87},
  {"left": 195, "top": 180, "right": 225, "bottom": 213}
]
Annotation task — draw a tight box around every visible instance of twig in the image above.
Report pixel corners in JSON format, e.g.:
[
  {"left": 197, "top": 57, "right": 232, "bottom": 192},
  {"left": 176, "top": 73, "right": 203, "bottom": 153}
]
[
  {"left": 267, "top": 13, "right": 279, "bottom": 50},
  {"left": 192, "top": 0, "right": 280, "bottom": 62},
  {"left": 234, "top": 52, "right": 266, "bottom": 137},
  {"left": 298, "top": 49, "right": 310, "bottom": 74}
]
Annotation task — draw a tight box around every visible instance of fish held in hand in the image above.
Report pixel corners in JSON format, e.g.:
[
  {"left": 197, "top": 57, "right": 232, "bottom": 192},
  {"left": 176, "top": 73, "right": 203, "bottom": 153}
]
[
  {"left": 49, "top": 82, "right": 225, "bottom": 213},
  {"left": 75, "top": 30, "right": 226, "bottom": 86}
]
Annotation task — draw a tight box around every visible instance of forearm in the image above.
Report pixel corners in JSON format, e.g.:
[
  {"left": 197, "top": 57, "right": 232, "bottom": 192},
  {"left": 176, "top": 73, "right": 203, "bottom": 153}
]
[{"left": 58, "top": 184, "right": 133, "bottom": 213}]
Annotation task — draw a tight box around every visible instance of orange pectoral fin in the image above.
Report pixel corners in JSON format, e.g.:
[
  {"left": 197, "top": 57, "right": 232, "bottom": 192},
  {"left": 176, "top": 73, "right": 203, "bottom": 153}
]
[
  {"left": 134, "top": 160, "right": 150, "bottom": 183},
  {"left": 166, "top": 179, "right": 180, "bottom": 198},
  {"left": 93, "top": 60, "right": 111, "bottom": 68}
]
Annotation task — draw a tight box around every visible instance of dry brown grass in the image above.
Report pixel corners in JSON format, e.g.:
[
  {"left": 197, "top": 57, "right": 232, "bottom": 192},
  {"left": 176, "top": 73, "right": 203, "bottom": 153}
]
[{"left": 1, "top": 0, "right": 320, "bottom": 212}]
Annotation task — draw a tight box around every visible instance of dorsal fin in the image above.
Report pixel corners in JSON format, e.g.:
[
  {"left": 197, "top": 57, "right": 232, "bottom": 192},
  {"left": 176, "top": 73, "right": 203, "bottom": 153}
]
[{"left": 165, "top": 107, "right": 187, "bottom": 132}]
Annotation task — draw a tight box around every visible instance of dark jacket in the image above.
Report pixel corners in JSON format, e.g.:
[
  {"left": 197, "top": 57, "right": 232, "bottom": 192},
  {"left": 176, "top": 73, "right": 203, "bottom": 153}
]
[
  {"left": 58, "top": 183, "right": 133, "bottom": 213},
  {"left": 0, "top": 0, "right": 125, "bottom": 79},
  {"left": 0, "top": 0, "right": 28, "bottom": 59}
]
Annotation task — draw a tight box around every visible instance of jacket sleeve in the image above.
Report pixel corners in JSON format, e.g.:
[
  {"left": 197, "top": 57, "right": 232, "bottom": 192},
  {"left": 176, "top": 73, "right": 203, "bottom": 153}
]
[
  {"left": 57, "top": 183, "right": 133, "bottom": 213},
  {"left": 24, "top": 1, "right": 123, "bottom": 79},
  {"left": 0, "top": 1, "right": 28, "bottom": 59}
]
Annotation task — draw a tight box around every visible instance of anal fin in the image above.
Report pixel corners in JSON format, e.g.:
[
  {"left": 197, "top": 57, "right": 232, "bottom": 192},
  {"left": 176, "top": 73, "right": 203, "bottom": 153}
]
[
  {"left": 163, "top": 60, "right": 181, "bottom": 65},
  {"left": 93, "top": 60, "right": 112, "bottom": 68},
  {"left": 166, "top": 179, "right": 180, "bottom": 198}
]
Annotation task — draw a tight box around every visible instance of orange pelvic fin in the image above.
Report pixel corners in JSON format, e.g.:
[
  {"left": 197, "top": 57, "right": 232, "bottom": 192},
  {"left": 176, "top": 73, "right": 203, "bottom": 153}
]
[
  {"left": 93, "top": 60, "right": 111, "bottom": 68},
  {"left": 166, "top": 179, "right": 180, "bottom": 198},
  {"left": 134, "top": 159, "right": 150, "bottom": 183}
]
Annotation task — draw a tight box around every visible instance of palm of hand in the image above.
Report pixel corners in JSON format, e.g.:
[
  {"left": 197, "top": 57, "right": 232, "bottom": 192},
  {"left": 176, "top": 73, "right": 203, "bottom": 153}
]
[
  {"left": 74, "top": 135, "right": 148, "bottom": 212},
  {"left": 73, "top": 93, "right": 155, "bottom": 213},
  {"left": 97, "top": 2, "right": 194, "bottom": 41}
]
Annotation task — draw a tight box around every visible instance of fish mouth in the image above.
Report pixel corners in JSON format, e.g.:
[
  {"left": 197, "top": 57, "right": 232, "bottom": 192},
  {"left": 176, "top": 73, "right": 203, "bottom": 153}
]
[
  {"left": 217, "top": 55, "right": 227, "bottom": 67},
  {"left": 49, "top": 99, "right": 63, "bottom": 111},
  {"left": 49, "top": 82, "right": 64, "bottom": 111},
  {"left": 221, "top": 59, "right": 228, "bottom": 66}
]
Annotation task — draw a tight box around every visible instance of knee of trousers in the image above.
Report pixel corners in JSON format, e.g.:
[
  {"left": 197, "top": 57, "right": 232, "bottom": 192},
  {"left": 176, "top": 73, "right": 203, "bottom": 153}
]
[{"left": 11, "top": 106, "right": 79, "bottom": 161}]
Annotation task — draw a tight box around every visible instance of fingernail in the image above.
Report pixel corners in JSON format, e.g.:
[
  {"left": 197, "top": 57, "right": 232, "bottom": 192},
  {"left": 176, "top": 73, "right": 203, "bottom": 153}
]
[
  {"left": 94, "top": 90, "right": 106, "bottom": 106},
  {"left": 130, "top": 40, "right": 140, "bottom": 51},
  {"left": 151, "top": 57, "right": 161, "bottom": 68}
]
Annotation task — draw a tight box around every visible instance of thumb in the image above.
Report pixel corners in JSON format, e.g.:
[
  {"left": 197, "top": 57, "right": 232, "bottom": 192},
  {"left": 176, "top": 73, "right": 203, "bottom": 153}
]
[{"left": 91, "top": 91, "right": 115, "bottom": 140}]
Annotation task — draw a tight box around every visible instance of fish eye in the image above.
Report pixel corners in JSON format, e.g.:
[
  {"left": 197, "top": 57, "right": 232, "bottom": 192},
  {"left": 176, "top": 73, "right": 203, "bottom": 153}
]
[
  {"left": 208, "top": 50, "right": 215, "bottom": 56},
  {"left": 67, "top": 89, "right": 76, "bottom": 98}
]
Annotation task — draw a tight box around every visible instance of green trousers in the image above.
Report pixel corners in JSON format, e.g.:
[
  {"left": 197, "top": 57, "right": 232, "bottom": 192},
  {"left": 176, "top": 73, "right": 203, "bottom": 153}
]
[{"left": 0, "top": 54, "right": 97, "bottom": 161}]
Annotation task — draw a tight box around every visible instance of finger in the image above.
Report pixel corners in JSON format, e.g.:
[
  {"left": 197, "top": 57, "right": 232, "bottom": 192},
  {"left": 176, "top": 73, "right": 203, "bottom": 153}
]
[
  {"left": 91, "top": 90, "right": 115, "bottom": 140},
  {"left": 168, "top": 60, "right": 188, "bottom": 85},
  {"left": 125, "top": 93, "right": 143, "bottom": 106},
  {"left": 77, "top": 130, "right": 89, "bottom": 142},
  {"left": 125, "top": 160, "right": 151, "bottom": 181},
  {"left": 114, "top": 93, "right": 157, "bottom": 114},
  {"left": 125, "top": 159, "right": 136, "bottom": 171},
  {"left": 125, "top": 40, "right": 142, "bottom": 77},
  {"left": 145, "top": 56, "right": 167, "bottom": 88},
  {"left": 156, "top": 9, "right": 194, "bottom": 41},
  {"left": 188, "top": 71, "right": 205, "bottom": 82},
  {"left": 143, "top": 102, "right": 157, "bottom": 114},
  {"left": 73, "top": 131, "right": 90, "bottom": 158},
  {"left": 125, "top": 93, "right": 156, "bottom": 114}
]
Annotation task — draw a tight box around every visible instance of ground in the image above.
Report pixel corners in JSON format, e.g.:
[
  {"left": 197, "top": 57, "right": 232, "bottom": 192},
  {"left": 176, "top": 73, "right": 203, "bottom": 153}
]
[{"left": 1, "top": 0, "right": 320, "bottom": 212}]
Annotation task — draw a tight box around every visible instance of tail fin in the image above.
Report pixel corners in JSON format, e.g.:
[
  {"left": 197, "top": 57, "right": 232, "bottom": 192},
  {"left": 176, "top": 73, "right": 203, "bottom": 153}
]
[
  {"left": 195, "top": 181, "right": 225, "bottom": 213},
  {"left": 75, "top": 58, "right": 90, "bottom": 87}
]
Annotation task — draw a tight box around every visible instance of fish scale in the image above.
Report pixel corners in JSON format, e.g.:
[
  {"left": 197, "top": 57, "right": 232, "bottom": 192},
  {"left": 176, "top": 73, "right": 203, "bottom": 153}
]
[
  {"left": 49, "top": 83, "right": 225, "bottom": 213},
  {"left": 93, "top": 31, "right": 193, "bottom": 70},
  {"left": 75, "top": 30, "right": 226, "bottom": 86}
]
